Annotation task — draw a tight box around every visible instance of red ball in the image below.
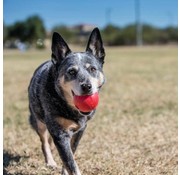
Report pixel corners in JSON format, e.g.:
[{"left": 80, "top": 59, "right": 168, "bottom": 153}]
[{"left": 73, "top": 92, "right": 99, "bottom": 112}]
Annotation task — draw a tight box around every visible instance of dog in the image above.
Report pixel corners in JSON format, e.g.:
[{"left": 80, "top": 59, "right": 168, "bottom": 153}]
[{"left": 28, "top": 28, "right": 105, "bottom": 175}]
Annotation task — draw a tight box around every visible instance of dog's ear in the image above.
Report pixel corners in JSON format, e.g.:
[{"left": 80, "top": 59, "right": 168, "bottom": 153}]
[
  {"left": 51, "top": 32, "right": 71, "bottom": 64},
  {"left": 86, "top": 28, "right": 105, "bottom": 64}
]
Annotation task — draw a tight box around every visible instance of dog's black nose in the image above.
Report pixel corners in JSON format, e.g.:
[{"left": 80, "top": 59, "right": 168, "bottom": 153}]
[{"left": 81, "top": 83, "right": 92, "bottom": 93}]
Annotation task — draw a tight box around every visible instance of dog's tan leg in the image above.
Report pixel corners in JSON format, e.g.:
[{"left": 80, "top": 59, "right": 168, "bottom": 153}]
[
  {"left": 36, "top": 119, "right": 57, "bottom": 167},
  {"left": 48, "top": 135, "right": 56, "bottom": 151},
  {"left": 62, "top": 166, "right": 69, "bottom": 175}
]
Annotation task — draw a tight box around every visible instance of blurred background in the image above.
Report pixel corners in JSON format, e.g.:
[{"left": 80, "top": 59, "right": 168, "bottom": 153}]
[
  {"left": 3, "top": 0, "right": 178, "bottom": 50},
  {"left": 3, "top": 0, "right": 178, "bottom": 174}
]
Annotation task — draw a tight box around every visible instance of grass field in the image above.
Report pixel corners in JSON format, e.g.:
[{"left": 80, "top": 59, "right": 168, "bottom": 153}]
[{"left": 3, "top": 46, "right": 178, "bottom": 175}]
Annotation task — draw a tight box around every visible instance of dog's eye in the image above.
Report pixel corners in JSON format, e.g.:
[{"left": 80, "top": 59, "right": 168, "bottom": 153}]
[
  {"left": 90, "top": 66, "right": 96, "bottom": 72},
  {"left": 68, "top": 69, "right": 77, "bottom": 76}
]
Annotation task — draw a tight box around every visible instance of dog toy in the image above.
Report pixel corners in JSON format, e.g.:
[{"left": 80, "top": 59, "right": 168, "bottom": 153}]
[{"left": 73, "top": 92, "right": 99, "bottom": 112}]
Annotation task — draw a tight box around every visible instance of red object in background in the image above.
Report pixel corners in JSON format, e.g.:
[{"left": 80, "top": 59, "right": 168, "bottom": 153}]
[{"left": 73, "top": 92, "right": 99, "bottom": 112}]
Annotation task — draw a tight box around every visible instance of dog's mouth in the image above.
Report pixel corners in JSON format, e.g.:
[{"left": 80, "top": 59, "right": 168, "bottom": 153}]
[
  {"left": 71, "top": 90, "right": 94, "bottom": 116},
  {"left": 79, "top": 111, "right": 92, "bottom": 115},
  {"left": 71, "top": 90, "right": 93, "bottom": 96}
]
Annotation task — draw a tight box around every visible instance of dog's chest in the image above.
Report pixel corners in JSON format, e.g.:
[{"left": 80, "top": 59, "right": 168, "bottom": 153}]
[{"left": 55, "top": 117, "right": 87, "bottom": 134}]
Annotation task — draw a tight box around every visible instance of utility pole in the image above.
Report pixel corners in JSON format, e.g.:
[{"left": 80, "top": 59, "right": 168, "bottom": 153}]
[
  {"left": 167, "top": 12, "right": 173, "bottom": 27},
  {"left": 106, "top": 8, "right": 112, "bottom": 25},
  {"left": 135, "top": 0, "right": 143, "bottom": 46}
]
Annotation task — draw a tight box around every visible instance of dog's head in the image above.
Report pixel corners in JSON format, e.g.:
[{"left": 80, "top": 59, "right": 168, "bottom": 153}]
[{"left": 51, "top": 28, "right": 105, "bottom": 114}]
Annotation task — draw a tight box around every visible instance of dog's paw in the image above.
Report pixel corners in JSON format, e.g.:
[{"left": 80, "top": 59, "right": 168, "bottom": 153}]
[
  {"left": 46, "top": 160, "right": 57, "bottom": 169},
  {"left": 61, "top": 167, "right": 69, "bottom": 175}
]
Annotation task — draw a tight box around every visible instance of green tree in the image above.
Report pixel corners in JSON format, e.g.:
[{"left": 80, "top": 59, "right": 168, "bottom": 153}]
[
  {"left": 25, "top": 16, "right": 46, "bottom": 43},
  {"left": 3, "top": 22, "right": 8, "bottom": 42},
  {"left": 143, "top": 24, "right": 170, "bottom": 44},
  {"left": 101, "top": 24, "right": 121, "bottom": 45},
  {"left": 121, "top": 24, "right": 136, "bottom": 45},
  {"left": 165, "top": 27, "right": 178, "bottom": 42},
  {"left": 7, "top": 15, "right": 46, "bottom": 44},
  {"left": 52, "top": 25, "right": 75, "bottom": 42}
]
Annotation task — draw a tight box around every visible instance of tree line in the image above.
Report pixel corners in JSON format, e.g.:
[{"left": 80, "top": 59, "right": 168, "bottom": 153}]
[{"left": 3, "top": 15, "right": 178, "bottom": 48}]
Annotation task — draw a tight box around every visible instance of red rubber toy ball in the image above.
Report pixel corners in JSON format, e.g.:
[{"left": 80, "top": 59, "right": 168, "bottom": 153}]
[{"left": 73, "top": 92, "right": 99, "bottom": 112}]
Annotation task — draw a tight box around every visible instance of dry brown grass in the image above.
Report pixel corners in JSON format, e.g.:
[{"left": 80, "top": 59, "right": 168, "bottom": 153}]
[{"left": 3, "top": 46, "right": 177, "bottom": 175}]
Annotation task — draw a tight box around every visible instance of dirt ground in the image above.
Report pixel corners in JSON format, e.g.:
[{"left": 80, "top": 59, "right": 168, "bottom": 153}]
[{"left": 3, "top": 46, "right": 177, "bottom": 175}]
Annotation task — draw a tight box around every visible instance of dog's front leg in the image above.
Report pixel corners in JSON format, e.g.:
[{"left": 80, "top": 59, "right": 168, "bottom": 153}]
[
  {"left": 61, "top": 125, "right": 87, "bottom": 175},
  {"left": 46, "top": 119, "right": 81, "bottom": 175},
  {"left": 71, "top": 125, "right": 87, "bottom": 153}
]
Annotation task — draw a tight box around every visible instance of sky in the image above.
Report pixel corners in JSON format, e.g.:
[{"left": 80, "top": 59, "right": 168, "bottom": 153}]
[{"left": 3, "top": 0, "right": 178, "bottom": 30}]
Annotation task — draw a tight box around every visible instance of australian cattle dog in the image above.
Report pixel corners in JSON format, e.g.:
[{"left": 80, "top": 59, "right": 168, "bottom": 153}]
[{"left": 28, "top": 28, "right": 105, "bottom": 175}]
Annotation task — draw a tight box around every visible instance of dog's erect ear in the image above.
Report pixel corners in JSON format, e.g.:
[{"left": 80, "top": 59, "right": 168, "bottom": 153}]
[
  {"left": 86, "top": 28, "right": 105, "bottom": 64},
  {"left": 51, "top": 32, "right": 71, "bottom": 64}
]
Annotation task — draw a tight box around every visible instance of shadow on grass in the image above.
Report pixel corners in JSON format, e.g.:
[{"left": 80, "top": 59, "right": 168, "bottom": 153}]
[{"left": 3, "top": 150, "right": 29, "bottom": 175}]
